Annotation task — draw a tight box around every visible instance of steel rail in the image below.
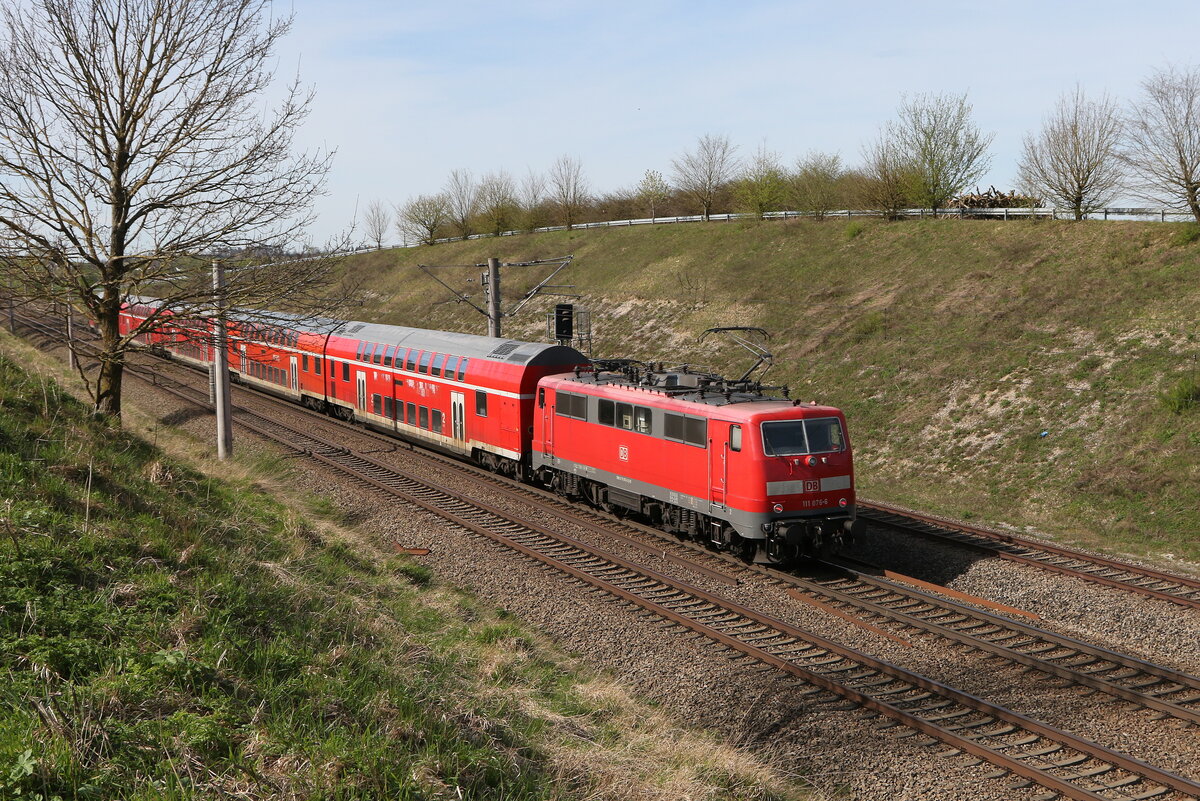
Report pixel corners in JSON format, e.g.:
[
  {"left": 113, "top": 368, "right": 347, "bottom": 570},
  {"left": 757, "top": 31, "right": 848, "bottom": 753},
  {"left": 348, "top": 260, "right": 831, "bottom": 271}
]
[{"left": 859, "top": 502, "right": 1200, "bottom": 610}]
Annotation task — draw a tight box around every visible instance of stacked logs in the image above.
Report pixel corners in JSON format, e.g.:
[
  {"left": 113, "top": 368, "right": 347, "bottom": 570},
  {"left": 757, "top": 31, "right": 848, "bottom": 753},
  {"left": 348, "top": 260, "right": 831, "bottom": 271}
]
[{"left": 949, "top": 186, "right": 1040, "bottom": 208}]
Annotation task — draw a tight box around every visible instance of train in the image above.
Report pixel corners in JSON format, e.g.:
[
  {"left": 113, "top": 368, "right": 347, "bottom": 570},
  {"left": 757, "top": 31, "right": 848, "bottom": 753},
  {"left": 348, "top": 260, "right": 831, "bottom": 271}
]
[{"left": 120, "top": 299, "right": 864, "bottom": 564}]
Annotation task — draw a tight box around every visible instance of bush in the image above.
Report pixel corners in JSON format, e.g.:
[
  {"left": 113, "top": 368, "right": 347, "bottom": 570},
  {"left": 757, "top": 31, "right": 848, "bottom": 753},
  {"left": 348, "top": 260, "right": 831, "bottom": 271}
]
[
  {"left": 845, "top": 220, "right": 866, "bottom": 240},
  {"left": 1170, "top": 222, "right": 1200, "bottom": 247},
  {"left": 1160, "top": 374, "right": 1200, "bottom": 414}
]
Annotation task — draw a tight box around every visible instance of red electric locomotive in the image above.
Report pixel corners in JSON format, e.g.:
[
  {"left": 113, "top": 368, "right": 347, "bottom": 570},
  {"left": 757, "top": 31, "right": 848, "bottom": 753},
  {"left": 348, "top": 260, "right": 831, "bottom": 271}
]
[
  {"left": 120, "top": 300, "right": 862, "bottom": 562},
  {"left": 532, "top": 360, "right": 863, "bottom": 563}
]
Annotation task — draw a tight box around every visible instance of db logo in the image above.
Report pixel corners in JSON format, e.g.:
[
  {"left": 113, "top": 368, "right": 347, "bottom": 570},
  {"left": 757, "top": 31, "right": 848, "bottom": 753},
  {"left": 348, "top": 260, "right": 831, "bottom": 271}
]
[
  {"left": 618, "top": 445, "right": 629, "bottom": 462},
  {"left": 804, "top": 480, "right": 819, "bottom": 493}
]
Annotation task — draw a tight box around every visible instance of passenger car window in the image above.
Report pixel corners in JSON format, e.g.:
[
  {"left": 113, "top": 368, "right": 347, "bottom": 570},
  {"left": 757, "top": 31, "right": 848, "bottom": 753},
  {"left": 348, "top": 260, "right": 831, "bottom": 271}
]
[
  {"left": 431, "top": 354, "right": 445, "bottom": 377},
  {"left": 405, "top": 349, "right": 417, "bottom": 371},
  {"left": 384, "top": 345, "right": 395, "bottom": 367},
  {"left": 418, "top": 351, "right": 431, "bottom": 373},
  {"left": 457, "top": 359, "right": 468, "bottom": 380},
  {"left": 475, "top": 391, "right": 488, "bottom": 417}
]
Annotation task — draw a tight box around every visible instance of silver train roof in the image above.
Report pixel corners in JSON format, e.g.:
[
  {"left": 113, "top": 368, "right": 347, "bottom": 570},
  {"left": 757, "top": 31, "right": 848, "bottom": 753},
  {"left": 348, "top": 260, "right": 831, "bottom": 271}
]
[{"left": 125, "top": 295, "right": 586, "bottom": 367}]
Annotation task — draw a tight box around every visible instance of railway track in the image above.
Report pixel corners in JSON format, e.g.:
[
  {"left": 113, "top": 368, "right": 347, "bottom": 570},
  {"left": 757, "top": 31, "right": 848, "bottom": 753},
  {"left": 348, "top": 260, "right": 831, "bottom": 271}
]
[
  {"left": 859, "top": 502, "right": 1200, "bottom": 610},
  {"left": 114, "top": 359, "right": 1200, "bottom": 800},
  {"left": 13, "top": 311, "right": 1200, "bottom": 799}
]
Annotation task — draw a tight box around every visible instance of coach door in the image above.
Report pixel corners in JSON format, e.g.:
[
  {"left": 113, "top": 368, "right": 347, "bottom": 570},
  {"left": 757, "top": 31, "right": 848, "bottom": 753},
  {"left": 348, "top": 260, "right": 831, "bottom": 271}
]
[
  {"left": 355, "top": 370, "right": 367, "bottom": 410},
  {"left": 289, "top": 356, "right": 298, "bottom": 391},
  {"left": 450, "top": 391, "right": 466, "bottom": 442},
  {"left": 709, "top": 423, "right": 729, "bottom": 509}
]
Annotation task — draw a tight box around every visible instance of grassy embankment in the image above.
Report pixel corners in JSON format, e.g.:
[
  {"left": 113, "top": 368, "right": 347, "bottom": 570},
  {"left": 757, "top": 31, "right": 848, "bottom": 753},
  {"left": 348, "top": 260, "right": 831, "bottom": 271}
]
[
  {"left": 0, "top": 341, "right": 811, "bottom": 800},
  {"left": 347, "top": 218, "right": 1200, "bottom": 564}
]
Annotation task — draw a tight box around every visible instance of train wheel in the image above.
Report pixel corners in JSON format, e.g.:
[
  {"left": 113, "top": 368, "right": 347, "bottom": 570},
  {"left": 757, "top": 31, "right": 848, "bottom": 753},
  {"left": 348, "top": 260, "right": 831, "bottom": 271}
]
[
  {"left": 763, "top": 537, "right": 797, "bottom": 568},
  {"left": 732, "top": 535, "right": 757, "bottom": 563}
]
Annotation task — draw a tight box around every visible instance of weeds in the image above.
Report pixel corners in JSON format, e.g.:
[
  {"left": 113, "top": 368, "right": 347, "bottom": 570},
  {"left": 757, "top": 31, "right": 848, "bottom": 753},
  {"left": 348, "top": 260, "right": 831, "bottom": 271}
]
[
  {"left": 1161, "top": 374, "right": 1200, "bottom": 414},
  {"left": 1170, "top": 221, "right": 1200, "bottom": 246}
]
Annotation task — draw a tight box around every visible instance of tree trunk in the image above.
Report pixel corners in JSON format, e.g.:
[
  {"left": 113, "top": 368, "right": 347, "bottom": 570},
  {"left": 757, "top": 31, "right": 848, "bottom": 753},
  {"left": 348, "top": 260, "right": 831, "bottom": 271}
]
[{"left": 94, "top": 291, "right": 123, "bottom": 417}]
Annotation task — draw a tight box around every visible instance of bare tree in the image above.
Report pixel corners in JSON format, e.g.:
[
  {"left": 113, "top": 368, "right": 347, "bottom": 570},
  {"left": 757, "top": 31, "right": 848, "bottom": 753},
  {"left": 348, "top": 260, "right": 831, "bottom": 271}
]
[
  {"left": 1017, "top": 87, "right": 1124, "bottom": 220},
  {"left": 792, "top": 152, "right": 845, "bottom": 219},
  {"left": 397, "top": 193, "right": 449, "bottom": 246},
  {"left": 858, "top": 134, "right": 916, "bottom": 219},
  {"left": 548, "top": 155, "right": 590, "bottom": 229},
  {"left": 519, "top": 168, "right": 548, "bottom": 231},
  {"left": 889, "top": 92, "right": 993, "bottom": 212},
  {"left": 477, "top": 170, "right": 518, "bottom": 237},
  {"left": 0, "top": 0, "right": 338, "bottom": 418},
  {"left": 1123, "top": 65, "right": 1200, "bottom": 222},
  {"left": 636, "top": 169, "right": 671, "bottom": 219},
  {"left": 672, "top": 134, "right": 740, "bottom": 220},
  {"left": 734, "top": 143, "right": 788, "bottom": 218},
  {"left": 363, "top": 199, "right": 391, "bottom": 248},
  {"left": 443, "top": 168, "right": 478, "bottom": 239}
]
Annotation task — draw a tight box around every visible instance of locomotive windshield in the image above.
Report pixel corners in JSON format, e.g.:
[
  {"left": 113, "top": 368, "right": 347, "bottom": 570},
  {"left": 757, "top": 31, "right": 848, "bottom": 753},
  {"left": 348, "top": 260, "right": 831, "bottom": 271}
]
[{"left": 761, "top": 417, "right": 845, "bottom": 456}]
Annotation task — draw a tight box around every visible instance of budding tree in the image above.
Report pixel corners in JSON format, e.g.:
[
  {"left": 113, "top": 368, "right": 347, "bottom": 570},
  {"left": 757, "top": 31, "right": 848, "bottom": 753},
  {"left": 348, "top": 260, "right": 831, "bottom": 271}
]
[
  {"left": 363, "top": 199, "right": 392, "bottom": 248},
  {"left": 635, "top": 169, "right": 671, "bottom": 219},
  {"left": 0, "top": 0, "right": 339, "bottom": 418},
  {"left": 443, "top": 169, "right": 478, "bottom": 239},
  {"left": 734, "top": 143, "right": 788, "bottom": 218},
  {"left": 1017, "top": 87, "right": 1125, "bottom": 220},
  {"left": 548, "top": 155, "right": 590, "bottom": 229},
  {"left": 672, "top": 134, "right": 739, "bottom": 221},
  {"left": 477, "top": 170, "right": 518, "bottom": 237},
  {"left": 1122, "top": 65, "right": 1200, "bottom": 222},
  {"left": 888, "top": 92, "right": 993, "bottom": 212},
  {"left": 397, "top": 193, "right": 449, "bottom": 246},
  {"left": 792, "top": 152, "right": 845, "bottom": 219}
]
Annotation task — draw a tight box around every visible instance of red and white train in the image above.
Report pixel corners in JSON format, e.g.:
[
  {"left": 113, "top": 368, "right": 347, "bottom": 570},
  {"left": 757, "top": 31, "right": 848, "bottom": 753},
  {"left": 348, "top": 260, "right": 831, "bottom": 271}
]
[{"left": 121, "top": 299, "right": 863, "bottom": 563}]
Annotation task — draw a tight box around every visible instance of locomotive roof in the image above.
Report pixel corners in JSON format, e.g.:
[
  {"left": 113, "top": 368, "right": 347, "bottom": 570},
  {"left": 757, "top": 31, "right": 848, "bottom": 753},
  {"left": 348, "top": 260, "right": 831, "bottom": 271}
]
[
  {"left": 334, "top": 320, "right": 587, "bottom": 367},
  {"left": 550, "top": 368, "right": 821, "bottom": 410}
]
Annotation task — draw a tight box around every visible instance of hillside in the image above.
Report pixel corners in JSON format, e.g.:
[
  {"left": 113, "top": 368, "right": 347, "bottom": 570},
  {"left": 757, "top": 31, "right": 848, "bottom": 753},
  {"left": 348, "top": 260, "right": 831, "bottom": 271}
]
[{"left": 344, "top": 218, "right": 1200, "bottom": 564}]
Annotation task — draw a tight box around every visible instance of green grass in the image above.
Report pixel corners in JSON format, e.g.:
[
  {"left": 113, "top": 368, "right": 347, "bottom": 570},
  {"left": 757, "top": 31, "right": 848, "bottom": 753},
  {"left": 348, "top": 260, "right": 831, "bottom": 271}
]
[
  {"left": 0, "top": 354, "right": 810, "bottom": 800},
  {"left": 342, "top": 218, "right": 1200, "bottom": 563}
]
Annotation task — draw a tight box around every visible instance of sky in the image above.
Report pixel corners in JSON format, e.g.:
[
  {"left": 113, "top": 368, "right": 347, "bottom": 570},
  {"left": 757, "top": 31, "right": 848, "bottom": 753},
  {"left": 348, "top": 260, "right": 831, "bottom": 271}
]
[{"left": 274, "top": 1, "right": 1200, "bottom": 245}]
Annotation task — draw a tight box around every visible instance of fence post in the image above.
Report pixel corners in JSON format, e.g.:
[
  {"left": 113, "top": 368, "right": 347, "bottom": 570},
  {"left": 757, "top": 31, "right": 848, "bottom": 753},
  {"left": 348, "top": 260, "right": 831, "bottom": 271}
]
[{"left": 1162, "top": 209, "right": 1166, "bottom": 222}]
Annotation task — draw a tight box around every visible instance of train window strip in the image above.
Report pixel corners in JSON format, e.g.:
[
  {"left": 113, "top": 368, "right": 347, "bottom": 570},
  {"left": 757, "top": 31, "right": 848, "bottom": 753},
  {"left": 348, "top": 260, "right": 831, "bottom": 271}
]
[
  {"left": 555, "top": 391, "right": 587, "bottom": 420},
  {"left": 356, "top": 341, "right": 365, "bottom": 361},
  {"left": 405, "top": 350, "right": 417, "bottom": 371},
  {"left": 431, "top": 353, "right": 445, "bottom": 377},
  {"left": 598, "top": 399, "right": 654, "bottom": 435},
  {"left": 664, "top": 412, "right": 707, "bottom": 448},
  {"left": 457, "top": 359, "right": 468, "bottom": 380},
  {"left": 384, "top": 345, "right": 395, "bottom": 367},
  {"left": 444, "top": 356, "right": 459, "bottom": 379},
  {"left": 418, "top": 351, "right": 431, "bottom": 374}
]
